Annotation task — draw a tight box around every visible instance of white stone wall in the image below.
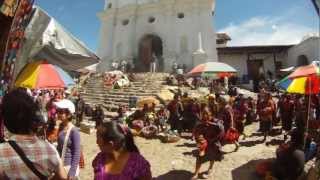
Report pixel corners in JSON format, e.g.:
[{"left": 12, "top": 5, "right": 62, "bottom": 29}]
[
  {"left": 218, "top": 54, "right": 248, "bottom": 79},
  {"left": 219, "top": 51, "right": 288, "bottom": 82},
  {"left": 287, "top": 37, "right": 320, "bottom": 67},
  {"left": 97, "top": 0, "right": 217, "bottom": 72}
]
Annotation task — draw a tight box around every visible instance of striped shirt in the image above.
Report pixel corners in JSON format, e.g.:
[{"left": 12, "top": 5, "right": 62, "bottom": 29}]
[{"left": 0, "top": 134, "right": 61, "bottom": 179}]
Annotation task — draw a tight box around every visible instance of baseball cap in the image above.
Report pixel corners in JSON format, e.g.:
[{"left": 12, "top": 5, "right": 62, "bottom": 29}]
[{"left": 53, "top": 99, "right": 75, "bottom": 114}]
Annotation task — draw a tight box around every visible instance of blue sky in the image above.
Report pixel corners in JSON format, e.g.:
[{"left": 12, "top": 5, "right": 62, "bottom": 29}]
[{"left": 36, "top": 0, "right": 319, "bottom": 51}]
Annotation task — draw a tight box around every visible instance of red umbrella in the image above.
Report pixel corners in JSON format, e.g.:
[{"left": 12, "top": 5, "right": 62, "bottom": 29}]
[
  {"left": 188, "top": 62, "right": 237, "bottom": 78},
  {"left": 288, "top": 64, "right": 320, "bottom": 78},
  {"left": 15, "top": 60, "right": 75, "bottom": 89},
  {"left": 278, "top": 64, "right": 320, "bottom": 148}
]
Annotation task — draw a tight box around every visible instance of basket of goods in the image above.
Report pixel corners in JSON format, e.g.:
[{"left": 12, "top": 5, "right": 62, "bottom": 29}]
[
  {"left": 146, "top": 112, "right": 156, "bottom": 124},
  {"left": 131, "top": 120, "right": 144, "bottom": 131},
  {"left": 141, "top": 125, "right": 158, "bottom": 139},
  {"left": 160, "top": 132, "right": 181, "bottom": 143}
]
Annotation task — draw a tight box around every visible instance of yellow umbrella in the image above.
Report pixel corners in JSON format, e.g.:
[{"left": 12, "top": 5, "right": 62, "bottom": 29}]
[
  {"left": 15, "top": 61, "right": 42, "bottom": 89},
  {"left": 15, "top": 61, "right": 75, "bottom": 89}
]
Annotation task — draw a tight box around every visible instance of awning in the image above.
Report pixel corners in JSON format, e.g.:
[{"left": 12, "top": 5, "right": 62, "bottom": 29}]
[
  {"left": 279, "top": 66, "right": 295, "bottom": 72},
  {"left": 17, "top": 6, "right": 100, "bottom": 73}
]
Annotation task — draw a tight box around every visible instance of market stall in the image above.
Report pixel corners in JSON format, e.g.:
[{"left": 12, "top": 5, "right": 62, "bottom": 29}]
[{"left": 0, "top": 0, "right": 34, "bottom": 93}]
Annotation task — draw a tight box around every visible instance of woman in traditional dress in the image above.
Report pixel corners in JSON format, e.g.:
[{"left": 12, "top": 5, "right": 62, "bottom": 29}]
[
  {"left": 192, "top": 108, "right": 224, "bottom": 179},
  {"left": 233, "top": 95, "right": 248, "bottom": 140},
  {"left": 167, "top": 95, "right": 183, "bottom": 133},
  {"left": 93, "top": 121, "right": 152, "bottom": 180},
  {"left": 278, "top": 94, "right": 295, "bottom": 140},
  {"left": 208, "top": 94, "right": 218, "bottom": 117},
  {"left": 271, "top": 129, "right": 305, "bottom": 180},
  {"left": 245, "top": 96, "right": 256, "bottom": 125},
  {"left": 257, "top": 92, "right": 275, "bottom": 142}
]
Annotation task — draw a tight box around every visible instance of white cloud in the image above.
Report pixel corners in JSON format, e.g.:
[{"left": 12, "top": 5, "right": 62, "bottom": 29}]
[
  {"left": 271, "top": 25, "right": 277, "bottom": 30},
  {"left": 218, "top": 16, "right": 316, "bottom": 46}
]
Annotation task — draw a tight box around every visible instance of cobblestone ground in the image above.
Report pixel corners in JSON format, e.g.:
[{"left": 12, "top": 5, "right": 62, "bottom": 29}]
[{"left": 78, "top": 122, "right": 288, "bottom": 180}]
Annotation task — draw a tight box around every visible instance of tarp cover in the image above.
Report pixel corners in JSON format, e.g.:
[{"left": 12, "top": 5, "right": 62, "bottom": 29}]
[{"left": 19, "top": 6, "right": 99, "bottom": 72}]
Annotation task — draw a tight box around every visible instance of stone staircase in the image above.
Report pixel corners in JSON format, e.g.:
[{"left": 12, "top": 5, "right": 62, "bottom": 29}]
[{"left": 79, "top": 73, "right": 168, "bottom": 118}]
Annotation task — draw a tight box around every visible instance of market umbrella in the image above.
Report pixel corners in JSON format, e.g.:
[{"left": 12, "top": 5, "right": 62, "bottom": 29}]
[
  {"left": 277, "top": 64, "right": 320, "bottom": 148},
  {"left": 15, "top": 60, "right": 75, "bottom": 89},
  {"left": 187, "top": 62, "right": 237, "bottom": 78},
  {"left": 278, "top": 64, "right": 320, "bottom": 94},
  {"left": 136, "top": 97, "right": 160, "bottom": 108}
]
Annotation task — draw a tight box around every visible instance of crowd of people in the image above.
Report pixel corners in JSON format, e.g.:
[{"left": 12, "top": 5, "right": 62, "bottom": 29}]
[
  {"left": 118, "top": 84, "right": 320, "bottom": 180},
  {"left": 110, "top": 60, "right": 133, "bottom": 73},
  {"left": 0, "top": 88, "right": 152, "bottom": 180},
  {"left": 1, "top": 81, "right": 320, "bottom": 179}
]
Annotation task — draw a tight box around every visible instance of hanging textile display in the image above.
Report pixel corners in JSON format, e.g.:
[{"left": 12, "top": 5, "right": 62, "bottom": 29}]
[
  {"left": 0, "top": 0, "right": 34, "bottom": 94},
  {"left": 0, "top": 13, "right": 12, "bottom": 68},
  {"left": 0, "top": 0, "right": 19, "bottom": 17}
]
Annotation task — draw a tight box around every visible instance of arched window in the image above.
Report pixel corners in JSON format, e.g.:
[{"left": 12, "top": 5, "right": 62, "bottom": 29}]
[
  {"left": 180, "top": 36, "right": 188, "bottom": 53},
  {"left": 116, "top": 43, "right": 123, "bottom": 57},
  {"left": 122, "top": 19, "right": 129, "bottom": 26},
  {"left": 297, "top": 55, "right": 309, "bottom": 67},
  {"left": 177, "top": 13, "right": 185, "bottom": 19},
  {"left": 108, "top": 3, "right": 112, "bottom": 9}
]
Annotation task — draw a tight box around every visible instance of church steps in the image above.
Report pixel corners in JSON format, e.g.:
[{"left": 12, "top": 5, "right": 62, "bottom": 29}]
[
  {"left": 81, "top": 93, "right": 105, "bottom": 97},
  {"left": 104, "top": 98, "right": 129, "bottom": 104},
  {"left": 103, "top": 101, "right": 128, "bottom": 107},
  {"left": 81, "top": 90, "right": 159, "bottom": 95},
  {"left": 80, "top": 73, "right": 169, "bottom": 115},
  {"left": 102, "top": 104, "right": 119, "bottom": 112},
  {"left": 80, "top": 96, "right": 105, "bottom": 102},
  {"left": 82, "top": 86, "right": 162, "bottom": 92},
  {"left": 103, "top": 91, "right": 156, "bottom": 96}
]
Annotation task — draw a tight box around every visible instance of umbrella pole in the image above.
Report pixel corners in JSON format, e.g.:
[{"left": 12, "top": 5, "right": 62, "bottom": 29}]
[{"left": 305, "top": 78, "right": 312, "bottom": 150}]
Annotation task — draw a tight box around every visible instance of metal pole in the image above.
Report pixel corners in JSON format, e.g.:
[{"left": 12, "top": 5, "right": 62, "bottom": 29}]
[{"left": 305, "top": 77, "right": 312, "bottom": 150}]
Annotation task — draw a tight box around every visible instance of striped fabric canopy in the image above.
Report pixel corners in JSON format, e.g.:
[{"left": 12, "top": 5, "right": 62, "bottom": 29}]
[
  {"left": 15, "top": 60, "right": 75, "bottom": 89},
  {"left": 188, "top": 62, "right": 237, "bottom": 78},
  {"left": 278, "top": 64, "right": 320, "bottom": 94}
]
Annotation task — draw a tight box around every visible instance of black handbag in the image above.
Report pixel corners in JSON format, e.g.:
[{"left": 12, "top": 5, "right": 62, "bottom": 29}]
[{"left": 8, "top": 141, "right": 48, "bottom": 180}]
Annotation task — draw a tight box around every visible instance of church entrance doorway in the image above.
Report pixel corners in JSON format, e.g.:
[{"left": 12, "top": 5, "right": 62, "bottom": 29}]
[{"left": 137, "top": 34, "right": 163, "bottom": 72}]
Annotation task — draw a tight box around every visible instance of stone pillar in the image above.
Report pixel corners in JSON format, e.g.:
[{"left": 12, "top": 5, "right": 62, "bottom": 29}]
[{"left": 192, "top": 32, "right": 207, "bottom": 66}]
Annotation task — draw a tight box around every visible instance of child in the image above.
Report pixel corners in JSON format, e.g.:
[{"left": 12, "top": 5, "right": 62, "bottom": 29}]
[{"left": 156, "top": 106, "right": 168, "bottom": 132}]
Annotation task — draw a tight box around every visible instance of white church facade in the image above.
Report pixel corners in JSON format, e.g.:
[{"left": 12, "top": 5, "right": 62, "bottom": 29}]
[{"left": 97, "top": 0, "right": 218, "bottom": 72}]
